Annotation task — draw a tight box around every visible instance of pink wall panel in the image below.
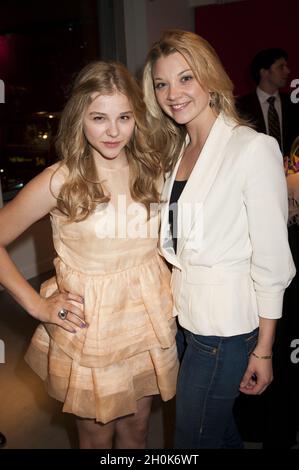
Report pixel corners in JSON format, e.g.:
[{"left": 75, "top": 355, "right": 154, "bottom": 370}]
[{"left": 195, "top": 0, "right": 299, "bottom": 97}]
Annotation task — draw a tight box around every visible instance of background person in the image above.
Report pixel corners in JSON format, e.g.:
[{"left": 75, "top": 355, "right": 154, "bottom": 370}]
[{"left": 236, "top": 48, "right": 299, "bottom": 156}]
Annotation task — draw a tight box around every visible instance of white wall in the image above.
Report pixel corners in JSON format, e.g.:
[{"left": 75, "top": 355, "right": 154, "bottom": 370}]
[
  {"left": 146, "top": 0, "right": 193, "bottom": 45},
  {"left": 123, "top": 0, "right": 194, "bottom": 76},
  {"left": 123, "top": 0, "right": 148, "bottom": 76}
]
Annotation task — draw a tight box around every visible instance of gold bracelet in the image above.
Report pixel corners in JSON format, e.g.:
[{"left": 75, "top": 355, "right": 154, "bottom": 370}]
[{"left": 251, "top": 351, "right": 273, "bottom": 360}]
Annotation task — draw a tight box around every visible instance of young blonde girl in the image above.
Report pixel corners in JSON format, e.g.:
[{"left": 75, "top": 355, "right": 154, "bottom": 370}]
[{"left": 0, "top": 61, "right": 178, "bottom": 449}]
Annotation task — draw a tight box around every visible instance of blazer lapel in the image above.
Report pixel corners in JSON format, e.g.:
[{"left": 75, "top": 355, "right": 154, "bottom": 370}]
[{"left": 176, "top": 113, "right": 234, "bottom": 256}]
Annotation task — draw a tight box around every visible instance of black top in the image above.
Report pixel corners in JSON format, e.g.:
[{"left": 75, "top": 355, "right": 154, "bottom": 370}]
[{"left": 169, "top": 180, "right": 187, "bottom": 253}]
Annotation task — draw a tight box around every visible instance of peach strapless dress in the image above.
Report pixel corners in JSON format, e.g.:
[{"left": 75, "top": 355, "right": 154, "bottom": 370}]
[{"left": 25, "top": 165, "right": 178, "bottom": 423}]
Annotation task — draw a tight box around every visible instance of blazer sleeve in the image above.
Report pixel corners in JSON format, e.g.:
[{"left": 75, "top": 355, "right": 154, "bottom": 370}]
[{"left": 243, "top": 133, "right": 296, "bottom": 319}]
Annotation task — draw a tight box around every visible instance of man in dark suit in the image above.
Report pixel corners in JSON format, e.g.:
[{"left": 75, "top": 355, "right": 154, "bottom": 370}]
[{"left": 237, "top": 48, "right": 299, "bottom": 156}]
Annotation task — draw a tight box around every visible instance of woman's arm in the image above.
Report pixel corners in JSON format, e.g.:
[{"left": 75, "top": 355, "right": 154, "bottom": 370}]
[
  {"left": 240, "top": 317, "right": 276, "bottom": 395},
  {"left": 0, "top": 167, "right": 85, "bottom": 333},
  {"left": 240, "top": 134, "right": 295, "bottom": 395}
]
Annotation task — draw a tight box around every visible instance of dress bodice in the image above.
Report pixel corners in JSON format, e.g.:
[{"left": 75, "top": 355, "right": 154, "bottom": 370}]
[{"left": 50, "top": 165, "right": 160, "bottom": 274}]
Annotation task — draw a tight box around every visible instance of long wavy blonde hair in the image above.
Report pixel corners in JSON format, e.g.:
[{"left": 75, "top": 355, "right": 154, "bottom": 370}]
[
  {"left": 55, "top": 61, "right": 162, "bottom": 222},
  {"left": 143, "top": 29, "right": 242, "bottom": 172}
]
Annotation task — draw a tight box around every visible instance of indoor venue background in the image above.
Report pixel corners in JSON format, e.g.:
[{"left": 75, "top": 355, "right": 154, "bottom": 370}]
[{"left": 0, "top": 0, "right": 298, "bottom": 450}]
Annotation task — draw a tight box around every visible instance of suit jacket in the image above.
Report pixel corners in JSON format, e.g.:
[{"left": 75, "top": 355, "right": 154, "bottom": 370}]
[
  {"left": 159, "top": 113, "right": 295, "bottom": 336},
  {"left": 236, "top": 91, "right": 299, "bottom": 156}
]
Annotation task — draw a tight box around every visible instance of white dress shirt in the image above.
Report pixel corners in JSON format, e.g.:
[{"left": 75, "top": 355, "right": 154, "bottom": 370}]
[{"left": 256, "top": 86, "right": 283, "bottom": 147}]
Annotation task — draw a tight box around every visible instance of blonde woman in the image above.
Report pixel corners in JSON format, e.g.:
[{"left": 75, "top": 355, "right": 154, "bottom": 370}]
[
  {"left": 143, "top": 29, "right": 295, "bottom": 449},
  {"left": 0, "top": 61, "right": 178, "bottom": 449}
]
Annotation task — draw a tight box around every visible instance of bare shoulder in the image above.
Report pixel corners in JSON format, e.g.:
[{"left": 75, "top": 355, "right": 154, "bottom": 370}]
[
  {"left": 3, "top": 162, "right": 69, "bottom": 216},
  {"left": 0, "top": 163, "right": 68, "bottom": 245},
  {"left": 47, "top": 161, "right": 69, "bottom": 176},
  {"left": 44, "top": 162, "right": 69, "bottom": 197}
]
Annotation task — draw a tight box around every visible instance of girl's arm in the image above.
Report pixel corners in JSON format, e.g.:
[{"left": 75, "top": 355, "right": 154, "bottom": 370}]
[{"left": 0, "top": 167, "right": 85, "bottom": 333}]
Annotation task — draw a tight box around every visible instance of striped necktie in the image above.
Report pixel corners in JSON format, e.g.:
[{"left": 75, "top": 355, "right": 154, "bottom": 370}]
[{"left": 267, "top": 96, "right": 282, "bottom": 150}]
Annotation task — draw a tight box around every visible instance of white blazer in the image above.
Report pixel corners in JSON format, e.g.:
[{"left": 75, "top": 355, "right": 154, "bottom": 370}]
[{"left": 159, "top": 113, "right": 295, "bottom": 336}]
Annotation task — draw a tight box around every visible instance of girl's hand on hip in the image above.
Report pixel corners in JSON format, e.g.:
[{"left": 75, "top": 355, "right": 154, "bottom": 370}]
[{"left": 34, "top": 291, "right": 87, "bottom": 333}]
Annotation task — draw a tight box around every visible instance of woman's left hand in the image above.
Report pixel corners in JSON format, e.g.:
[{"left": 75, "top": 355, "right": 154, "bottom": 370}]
[{"left": 239, "top": 354, "right": 273, "bottom": 395}]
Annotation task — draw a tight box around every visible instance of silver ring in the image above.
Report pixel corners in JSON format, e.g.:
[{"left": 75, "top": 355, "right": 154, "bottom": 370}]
[{"left": 57, "top": 308, "right": 68, "bottom": 320}]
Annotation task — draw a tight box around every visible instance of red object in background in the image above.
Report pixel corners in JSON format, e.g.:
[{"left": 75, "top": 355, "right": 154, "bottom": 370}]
[
  {"left": 0, "top": 36, "right": 9, "bottom": 62},
  {"left": 0, "top": 35, "right": 13, "bottom": 81},
  {"left": 195, "top": 0, "right": 299, "bottom": 97}
]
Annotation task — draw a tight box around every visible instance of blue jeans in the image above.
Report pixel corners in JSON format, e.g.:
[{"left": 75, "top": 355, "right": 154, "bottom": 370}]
[{"left": 175, "top": 327, "right": 258, "bottom": 449}]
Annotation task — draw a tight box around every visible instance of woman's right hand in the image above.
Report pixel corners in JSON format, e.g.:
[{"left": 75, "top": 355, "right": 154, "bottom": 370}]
[{"left": 34, "top": 292, "right": 86, "bottom": 333}]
